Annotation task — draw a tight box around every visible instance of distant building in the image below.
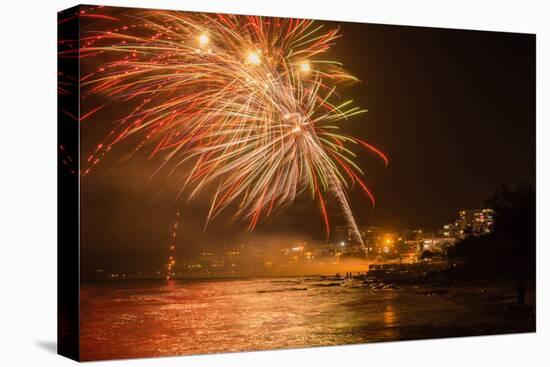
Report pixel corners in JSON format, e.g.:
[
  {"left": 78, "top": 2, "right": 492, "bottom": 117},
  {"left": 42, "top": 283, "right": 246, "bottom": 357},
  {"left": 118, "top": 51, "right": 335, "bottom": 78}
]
[
  {"left": 456, "top": 208, "right": 494, "bottom": 236},
  {"left": 441, "top": 208, "right": 494, "bottom": 239},
  {"left": 398, "top": 241, "right": 419, "bottom": 263},
  {"left": 334, "top": 225, "right": 384, "bottom": 255},
  {"left": 442, "top": 223, "right": 460, "bottom": 238},
  {"left": 421, "top": 237, "right": 456, "bottom": 253},
  {"left": 335, "top": 225, "right": 382, "bottom": 244}
]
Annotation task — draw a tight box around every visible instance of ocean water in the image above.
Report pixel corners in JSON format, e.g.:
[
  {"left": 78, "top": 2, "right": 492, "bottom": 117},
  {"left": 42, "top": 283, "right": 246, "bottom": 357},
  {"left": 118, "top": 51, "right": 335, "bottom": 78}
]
[{"left": 80, "top": 277, "right": 534, "bottom": 360}]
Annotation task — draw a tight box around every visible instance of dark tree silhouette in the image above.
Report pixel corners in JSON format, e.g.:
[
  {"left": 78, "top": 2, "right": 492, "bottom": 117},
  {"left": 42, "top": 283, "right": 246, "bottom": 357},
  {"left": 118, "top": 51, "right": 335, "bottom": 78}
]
[{"left": 449, "top": 183, "right": 535, "bottom": 279}]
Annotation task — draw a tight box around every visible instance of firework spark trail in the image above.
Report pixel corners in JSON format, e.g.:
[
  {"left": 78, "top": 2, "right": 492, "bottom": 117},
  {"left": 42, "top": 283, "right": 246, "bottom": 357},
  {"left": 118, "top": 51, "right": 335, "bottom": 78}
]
[
  {"left": 328, "top": 172, "right": 364, "bottom": 247},
  {"left": 72, "top": 9, "right": 388, "bottom": 255},
  {"left": 166, "top": 211, "right": 180, "bottom": 280}
]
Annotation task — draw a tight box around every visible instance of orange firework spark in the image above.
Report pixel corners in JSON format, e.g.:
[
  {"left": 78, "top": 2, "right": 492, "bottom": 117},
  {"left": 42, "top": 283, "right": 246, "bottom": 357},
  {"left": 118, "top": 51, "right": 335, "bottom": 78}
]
[
  {"left": 70, "top": 9, "right": 388, "bottom": 254},
  {"left": 166, "top": 211, "right": 180, "bottom": 280}
]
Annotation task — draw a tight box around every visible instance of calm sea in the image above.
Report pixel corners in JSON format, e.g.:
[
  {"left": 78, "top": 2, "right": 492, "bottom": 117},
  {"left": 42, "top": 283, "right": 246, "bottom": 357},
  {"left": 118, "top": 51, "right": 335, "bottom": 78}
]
[{"left": 80, "top": 277, "right": 533, "bottom": 360}]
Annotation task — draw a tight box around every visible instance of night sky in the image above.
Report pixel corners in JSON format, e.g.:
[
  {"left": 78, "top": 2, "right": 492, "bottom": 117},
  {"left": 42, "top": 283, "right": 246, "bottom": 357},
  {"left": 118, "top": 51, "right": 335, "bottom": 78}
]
[{"left": 78, "top": 11, "right": 535, "bottom": 274}]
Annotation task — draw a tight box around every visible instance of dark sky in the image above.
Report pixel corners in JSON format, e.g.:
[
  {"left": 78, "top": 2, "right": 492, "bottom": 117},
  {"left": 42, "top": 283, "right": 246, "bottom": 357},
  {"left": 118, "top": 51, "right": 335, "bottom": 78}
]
[
  {"left": 78, "top": 11, "right": 535, "bottom": 273},
  {"left": 331, "top": 21, "right": 535, "bottom": 230}
]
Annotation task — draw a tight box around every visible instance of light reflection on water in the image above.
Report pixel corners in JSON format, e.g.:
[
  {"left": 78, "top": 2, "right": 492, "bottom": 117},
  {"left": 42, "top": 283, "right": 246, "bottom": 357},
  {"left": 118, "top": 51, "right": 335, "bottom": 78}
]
[
  {"left": 383, "top": 304, "right": 396, "bottom": 327},
  {"left": 79, "top": 277, "right": 518, "bottom": 361}
]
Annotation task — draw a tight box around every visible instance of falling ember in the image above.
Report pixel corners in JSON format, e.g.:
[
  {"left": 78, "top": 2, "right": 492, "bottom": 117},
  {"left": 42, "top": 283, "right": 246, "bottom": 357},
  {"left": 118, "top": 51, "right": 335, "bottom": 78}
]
[
  {"left": 73, "top": 10, "right": 388, "bottom": 256},
  {"left": 165, "top": 212, "right": 180, "bottom": 280}
]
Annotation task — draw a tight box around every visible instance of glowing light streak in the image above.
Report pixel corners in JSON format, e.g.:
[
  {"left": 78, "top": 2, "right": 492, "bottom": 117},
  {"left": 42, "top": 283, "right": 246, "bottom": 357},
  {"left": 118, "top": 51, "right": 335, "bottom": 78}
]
[{"left": 69, "top": 10, "right": 389, "bottom": 256}]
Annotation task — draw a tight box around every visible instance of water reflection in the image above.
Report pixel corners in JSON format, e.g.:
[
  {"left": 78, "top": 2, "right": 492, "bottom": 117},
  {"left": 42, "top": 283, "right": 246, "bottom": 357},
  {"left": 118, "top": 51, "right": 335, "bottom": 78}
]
[
  {"left": 81, "top": 277, "right": 396, "bottom": 359},
  {"left": 383, "top": 304, "right": 396, "bottom": 327},
  {"left": 79, "top": 277, "right": 526, "bottom": 360}
]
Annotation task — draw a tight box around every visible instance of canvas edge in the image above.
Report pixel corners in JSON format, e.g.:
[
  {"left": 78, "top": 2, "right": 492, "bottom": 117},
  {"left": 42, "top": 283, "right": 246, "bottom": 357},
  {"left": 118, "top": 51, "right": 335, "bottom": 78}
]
[{"left": 57, "top": 4, "right": 82, "bottom": 362}]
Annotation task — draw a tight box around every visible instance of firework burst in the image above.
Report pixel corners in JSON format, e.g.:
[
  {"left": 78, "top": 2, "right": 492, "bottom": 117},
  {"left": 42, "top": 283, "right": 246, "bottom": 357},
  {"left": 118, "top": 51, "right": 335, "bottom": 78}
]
[{"left": 72, "top": 10, "right": 388, "bottom": 253}]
